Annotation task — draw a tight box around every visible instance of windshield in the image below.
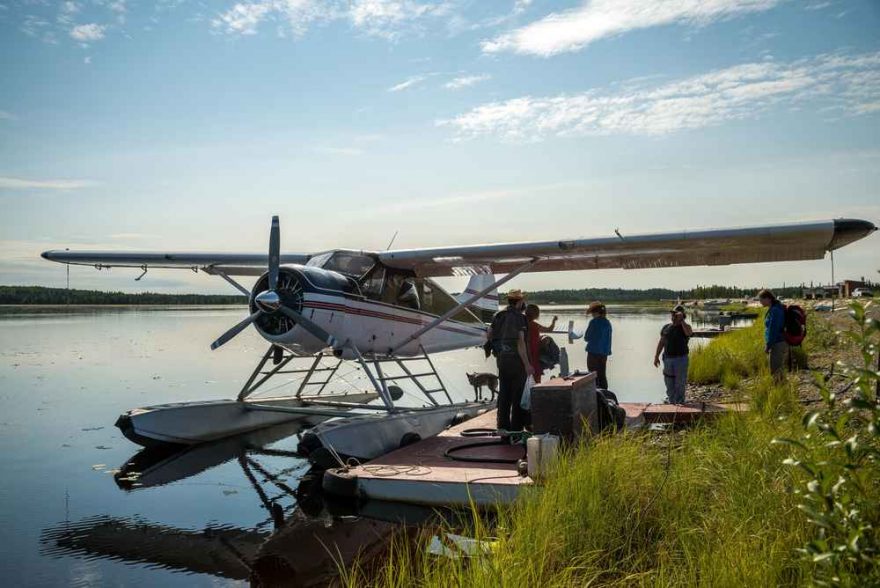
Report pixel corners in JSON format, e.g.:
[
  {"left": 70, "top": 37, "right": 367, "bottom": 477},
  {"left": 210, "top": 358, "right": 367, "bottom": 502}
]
[{"left": 314, "top": 251, "right": 376, "bottom": 278}]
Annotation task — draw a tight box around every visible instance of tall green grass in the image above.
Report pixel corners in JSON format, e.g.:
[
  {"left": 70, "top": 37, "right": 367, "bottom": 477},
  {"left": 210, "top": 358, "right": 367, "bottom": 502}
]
[
  {"left": 688, "top": 312, "right": 768, "bottom": 386},
  {"left": 343, "top": 311, "right": 853, "bottom": 587},
  {"left": 688, "top": 309, "right": 834, "bottom": 388},
  {"left": 345, "top": 400, "right": 812, "bottom": 586}
]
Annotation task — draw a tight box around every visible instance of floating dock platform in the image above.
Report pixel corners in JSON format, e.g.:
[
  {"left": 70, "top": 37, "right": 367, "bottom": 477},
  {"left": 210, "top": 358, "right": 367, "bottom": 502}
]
[
  {"left": 690, "top": 327, "right": 745, "bottom": 339},
  {"left": 323, "top": 400, "right": 747, "bottom": 508},
  {"left": 620, "top": 401, "right": 748, "bottom": 426},
  {"left": 323, "top": 410, "right": 530, "bottom": 508}
]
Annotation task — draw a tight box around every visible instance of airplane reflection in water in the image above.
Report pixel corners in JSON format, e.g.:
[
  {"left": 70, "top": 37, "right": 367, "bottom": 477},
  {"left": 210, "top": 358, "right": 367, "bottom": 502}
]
[{"left": 40, "top": 422, "right": 424, "bottom": 586}]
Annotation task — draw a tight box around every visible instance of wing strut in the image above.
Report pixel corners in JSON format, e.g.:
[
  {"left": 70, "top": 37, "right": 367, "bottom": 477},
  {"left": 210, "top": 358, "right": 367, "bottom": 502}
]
[
  {"left": 388, "top": 258, "right": 539, "bottom": 355},
  {"left": 215, "top": 270, "right": 251, "bottom": 297}
]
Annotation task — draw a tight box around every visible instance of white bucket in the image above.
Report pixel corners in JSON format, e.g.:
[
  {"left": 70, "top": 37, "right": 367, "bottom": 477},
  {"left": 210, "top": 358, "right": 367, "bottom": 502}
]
[{"left": 526, "top": 434, "right": 560, "bottom": 479}]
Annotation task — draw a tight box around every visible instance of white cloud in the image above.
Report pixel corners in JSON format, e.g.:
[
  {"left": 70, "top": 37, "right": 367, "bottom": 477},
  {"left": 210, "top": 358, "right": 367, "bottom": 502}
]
[
  {"left": 0, "top": 177, "right": 98, "bottom": 190},
  {"left": 440, "top": 52, "right": 880, "bottom": 141},
  {"left": 513, "top": 0, "right": 532, "bottom": 14},
  {"left": 349, "top": 0, "right": 448, "bottom": 39},
  {"left": 388, "top": 74, "right": 428, "bottom": 92},
  {"left": 0, "top": 111, "right": 14, "bottom": 120},
  {"left": 444, "top": 73, "right": 491, "bottom": 90},
  {"left": 212, "top": 2, "right": 277, "bottom": 35},
  {"left": 212, "top": 0, "right": 447, "bottom": 38},
  {"left": 61, "top": 2, "right": 80, "bottom": 15},
  {"left": 70, "top": 23, "right": 106, "bottom": 42},
  {"left": 482, "top": 0, "right": 782, "bottom": 57}
]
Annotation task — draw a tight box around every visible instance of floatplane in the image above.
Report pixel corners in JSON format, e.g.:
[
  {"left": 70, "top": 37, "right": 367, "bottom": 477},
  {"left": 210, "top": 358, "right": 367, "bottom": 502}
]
[{"left": 41, "top": 217, "right": 876, "bottom": 460}]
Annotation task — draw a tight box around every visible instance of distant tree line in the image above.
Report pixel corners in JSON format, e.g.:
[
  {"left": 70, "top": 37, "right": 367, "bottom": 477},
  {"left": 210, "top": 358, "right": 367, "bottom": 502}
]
[
  {"left": 0, "top": 286, "right": 247, "bottom": 305},
  {"left": 2, "top": 284, "right": 809, "bottom": 306}
]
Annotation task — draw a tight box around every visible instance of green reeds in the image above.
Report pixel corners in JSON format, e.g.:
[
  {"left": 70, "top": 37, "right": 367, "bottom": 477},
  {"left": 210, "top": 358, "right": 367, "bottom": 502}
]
[
  {"left": 345, "top": 403, "right": 811, "bottom": 586},
  {"left": 687, "top": 312, "right": 767, "bottom": 387}
]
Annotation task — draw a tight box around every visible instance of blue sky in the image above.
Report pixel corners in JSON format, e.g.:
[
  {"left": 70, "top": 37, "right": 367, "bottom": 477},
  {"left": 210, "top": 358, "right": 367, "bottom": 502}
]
[{"left": 1, "top": 0, "right": 878, "bottom": 294}]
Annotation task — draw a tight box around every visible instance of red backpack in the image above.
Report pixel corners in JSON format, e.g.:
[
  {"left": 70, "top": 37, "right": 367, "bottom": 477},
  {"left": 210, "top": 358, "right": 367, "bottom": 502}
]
[{"left": 783, "top": 304, "right": 806, "bottom": 346}]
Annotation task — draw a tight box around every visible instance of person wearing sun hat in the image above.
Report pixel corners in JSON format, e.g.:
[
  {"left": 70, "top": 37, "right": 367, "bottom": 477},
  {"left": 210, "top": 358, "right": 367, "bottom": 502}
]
[
  {"left": 487, "top": 288, "right": 532, "bottom": 431},
  {"left": 583, "top": 301, "right": 612, "bottom": 389}
]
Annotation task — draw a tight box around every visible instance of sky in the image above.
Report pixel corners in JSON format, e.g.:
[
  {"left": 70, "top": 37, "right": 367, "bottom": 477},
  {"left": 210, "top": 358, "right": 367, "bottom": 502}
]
[{"left": 1, "top": 0, "right": 878, "bottom": 295}]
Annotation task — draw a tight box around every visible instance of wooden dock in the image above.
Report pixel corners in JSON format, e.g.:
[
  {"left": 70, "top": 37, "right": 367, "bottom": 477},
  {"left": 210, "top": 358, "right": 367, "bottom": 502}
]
[
  {"left": 621, "top": 401, "right": 748, "bottom": 426},
  {"left": 323, "top": 401, "right": 748, "bottom": 508},
  {"left": 323, "top": 410, "right": 531, "bottom": 507},
  {"left": 690, "top": 327, "right": 745, "bottom": 339}
]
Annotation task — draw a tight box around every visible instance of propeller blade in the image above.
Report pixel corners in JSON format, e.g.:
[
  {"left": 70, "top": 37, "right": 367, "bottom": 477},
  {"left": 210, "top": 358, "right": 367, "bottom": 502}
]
[
  {"left": 210, "top": 310, "right": 261, "bottom": 350},
  {"left": 268, "top": 216, "right": 280, "bottom": 291},
  {"left": 277, "top": 306, "right": 339, "bottom": 349}
]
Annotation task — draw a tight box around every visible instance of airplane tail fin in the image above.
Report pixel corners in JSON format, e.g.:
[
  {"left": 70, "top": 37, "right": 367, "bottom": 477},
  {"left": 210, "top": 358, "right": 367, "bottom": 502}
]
[{"left": 457, "top": 273, "right": 499, "bottom": 313}]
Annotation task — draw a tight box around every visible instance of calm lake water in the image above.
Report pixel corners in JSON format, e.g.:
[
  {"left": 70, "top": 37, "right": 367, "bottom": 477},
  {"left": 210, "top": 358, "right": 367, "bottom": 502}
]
[{"left": 0, "top": 305, "right": 715, "bottom": 586}]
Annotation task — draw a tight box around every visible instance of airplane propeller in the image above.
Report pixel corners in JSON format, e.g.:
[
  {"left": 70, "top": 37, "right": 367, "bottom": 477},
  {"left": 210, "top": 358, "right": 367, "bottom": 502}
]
[{"left": 210, "top": 216, "right": 339, "bottom": 351}]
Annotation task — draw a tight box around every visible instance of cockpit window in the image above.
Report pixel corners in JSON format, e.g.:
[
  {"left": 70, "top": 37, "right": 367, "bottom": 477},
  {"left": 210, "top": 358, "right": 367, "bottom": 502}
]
[
  {"left": 397, "top": 279, "right": 420, "bottom": 310},
  {"left": 318, "top": 251, "right": 376, "bottom": 278},
  {"left": 357, "top": 265, "right": 481, "bottom": 324}
]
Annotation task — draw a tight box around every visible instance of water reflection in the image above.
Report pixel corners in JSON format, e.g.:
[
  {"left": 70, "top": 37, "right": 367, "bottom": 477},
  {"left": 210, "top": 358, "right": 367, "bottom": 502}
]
[
  {"left": 41, "top": 421, "right": 405, "bottom": 587},
  {"left": 114, "top": 422, "right": 306, "bottom": 491},
  {"left": 42, "top": 511, "right": 403, "bottom": 587}
]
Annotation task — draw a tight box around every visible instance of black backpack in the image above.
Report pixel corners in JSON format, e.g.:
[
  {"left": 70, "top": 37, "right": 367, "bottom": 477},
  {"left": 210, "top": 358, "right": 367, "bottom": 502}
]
[
  {"left": 596, "top": 389, "right": 625, "bottom": 432},
  {"left": 538, "top": 336, "right": 560, "bottom": 370}
]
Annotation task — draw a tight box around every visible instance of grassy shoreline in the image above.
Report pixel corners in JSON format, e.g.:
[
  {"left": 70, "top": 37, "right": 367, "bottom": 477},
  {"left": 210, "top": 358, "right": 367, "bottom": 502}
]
[{"left": 345, "top": 308, "right": 878, "bottom": 587}]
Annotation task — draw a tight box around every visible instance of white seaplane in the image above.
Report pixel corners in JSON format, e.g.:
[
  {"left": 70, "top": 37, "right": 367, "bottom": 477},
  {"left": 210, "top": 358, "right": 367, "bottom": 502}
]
[{"left": 41, "top": 217, "right": 876, "bottom": 460}]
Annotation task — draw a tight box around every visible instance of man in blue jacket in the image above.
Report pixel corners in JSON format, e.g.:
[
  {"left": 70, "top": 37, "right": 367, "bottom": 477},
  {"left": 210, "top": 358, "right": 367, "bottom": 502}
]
[{"left": 758, "top": 289, "right": 787, "bottom": 378}]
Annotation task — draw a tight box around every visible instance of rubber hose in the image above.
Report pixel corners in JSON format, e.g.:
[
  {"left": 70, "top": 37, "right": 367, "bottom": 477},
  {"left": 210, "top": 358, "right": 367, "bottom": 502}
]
[{"left": 443, "top": 439, "right": 526, "bottom": 464}]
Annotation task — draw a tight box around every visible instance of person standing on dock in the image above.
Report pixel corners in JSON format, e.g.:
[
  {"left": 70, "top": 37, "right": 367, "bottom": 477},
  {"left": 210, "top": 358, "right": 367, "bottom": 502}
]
[
  {"left": 525, "top": 304, "right": 557, "bottom": 384},
  {"left": 653, "top": 305, "right": 693, "bottom": 404},
  {"left": 487, "top": 289, "right": 533, "bottom": 431},
  {"left": 584, "top": 301, "right": 612, "bottom": 390},
  {"left": 758, "top": 289, "right": 788, "bottom": 379}
]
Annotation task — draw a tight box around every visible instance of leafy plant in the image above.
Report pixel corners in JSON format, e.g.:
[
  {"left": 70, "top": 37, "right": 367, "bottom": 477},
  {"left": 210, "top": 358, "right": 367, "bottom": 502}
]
[{"left": 775, "top": 302, "right": 880, "bottom": 586}]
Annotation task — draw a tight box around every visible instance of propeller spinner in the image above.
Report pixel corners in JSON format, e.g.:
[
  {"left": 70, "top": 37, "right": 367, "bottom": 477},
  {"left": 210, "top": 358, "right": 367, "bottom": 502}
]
[{"left": 210, "top": 217, "right": 339, "bottom": 351}]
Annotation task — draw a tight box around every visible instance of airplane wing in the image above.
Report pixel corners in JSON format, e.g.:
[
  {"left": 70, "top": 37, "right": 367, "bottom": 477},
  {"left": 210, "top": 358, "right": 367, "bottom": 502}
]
[
  {"left": 39, "top": 251, "right": 311, "bottom": 276},
  {"left": 379, "top": 219, "right": 876, "bottom": 277}
]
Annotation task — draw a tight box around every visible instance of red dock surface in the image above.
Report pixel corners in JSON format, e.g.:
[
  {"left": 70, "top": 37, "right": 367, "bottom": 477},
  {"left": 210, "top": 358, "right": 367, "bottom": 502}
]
[
  {"left": 323, "top": 401, "right": 747, "bottom": 508},
  {"left": 323, "top": 409, "right": 531, "bottom": 507}
]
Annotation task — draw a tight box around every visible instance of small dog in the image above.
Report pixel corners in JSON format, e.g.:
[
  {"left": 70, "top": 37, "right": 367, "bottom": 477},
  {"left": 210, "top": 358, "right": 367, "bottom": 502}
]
[{"left": 466, "top": 372, "right": 498, "bottom": 402}]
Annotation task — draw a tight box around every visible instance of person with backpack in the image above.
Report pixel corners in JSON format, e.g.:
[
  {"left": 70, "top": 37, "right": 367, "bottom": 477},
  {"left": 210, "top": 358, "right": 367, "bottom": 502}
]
[
  {"left": 584, "top": 301, "right": 612, "bottom": 389},
  {"left": 487, "top": 289, "right": 533, "bottom": 431},
  {"left": 525, "top": 303, "right": 557, "bottom": 384},
  {"left": 758, "top": 289, "right": 788, "bottom": 378}
]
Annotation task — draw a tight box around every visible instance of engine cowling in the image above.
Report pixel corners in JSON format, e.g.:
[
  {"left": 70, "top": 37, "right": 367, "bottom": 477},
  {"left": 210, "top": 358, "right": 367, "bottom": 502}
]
[{"left": 249, "top": 267, "right": 305, "bottom": 337}]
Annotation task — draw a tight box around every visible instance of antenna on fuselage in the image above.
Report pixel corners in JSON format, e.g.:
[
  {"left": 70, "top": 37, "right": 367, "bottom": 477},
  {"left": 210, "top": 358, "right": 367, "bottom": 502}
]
[{"left": 384, "top": 230, "right": 399, "bottom": 250}]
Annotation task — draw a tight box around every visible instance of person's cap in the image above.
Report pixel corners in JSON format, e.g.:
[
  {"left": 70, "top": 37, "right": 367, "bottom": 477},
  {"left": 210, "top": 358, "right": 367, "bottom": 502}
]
[
  {"left": 507, "top": 289, "right": 525, "bottom": 301},
  {"left": 587, "top": 301, "right": 605, "bottom": 314},
  {"left": 671, "top": 304, "right": 686, "bottom": 314}
]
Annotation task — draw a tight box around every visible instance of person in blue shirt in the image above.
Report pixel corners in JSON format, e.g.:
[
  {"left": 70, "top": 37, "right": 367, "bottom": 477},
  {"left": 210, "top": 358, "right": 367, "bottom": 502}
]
[
  {"left": 584, "top": 301, "right": 612, "bottom": 389},
  {"left": 758, "top": 289, "right": 788, "bottom": 378}
]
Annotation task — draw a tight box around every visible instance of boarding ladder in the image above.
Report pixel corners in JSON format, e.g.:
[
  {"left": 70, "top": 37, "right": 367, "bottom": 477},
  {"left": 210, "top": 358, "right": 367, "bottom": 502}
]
[{"left": 369, "top": 346, "right": 453, "bottom": 407}]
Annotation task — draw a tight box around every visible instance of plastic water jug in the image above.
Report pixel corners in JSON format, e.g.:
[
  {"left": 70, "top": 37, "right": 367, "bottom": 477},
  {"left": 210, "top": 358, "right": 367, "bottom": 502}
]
[{"left": 526, "top": 434, "right": 560, "bottom": 479}]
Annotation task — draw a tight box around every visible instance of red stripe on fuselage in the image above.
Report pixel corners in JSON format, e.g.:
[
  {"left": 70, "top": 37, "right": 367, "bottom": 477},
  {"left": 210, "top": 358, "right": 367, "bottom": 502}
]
[{"left": 302, "top": 299, "right": 484, "bottom": 337}]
